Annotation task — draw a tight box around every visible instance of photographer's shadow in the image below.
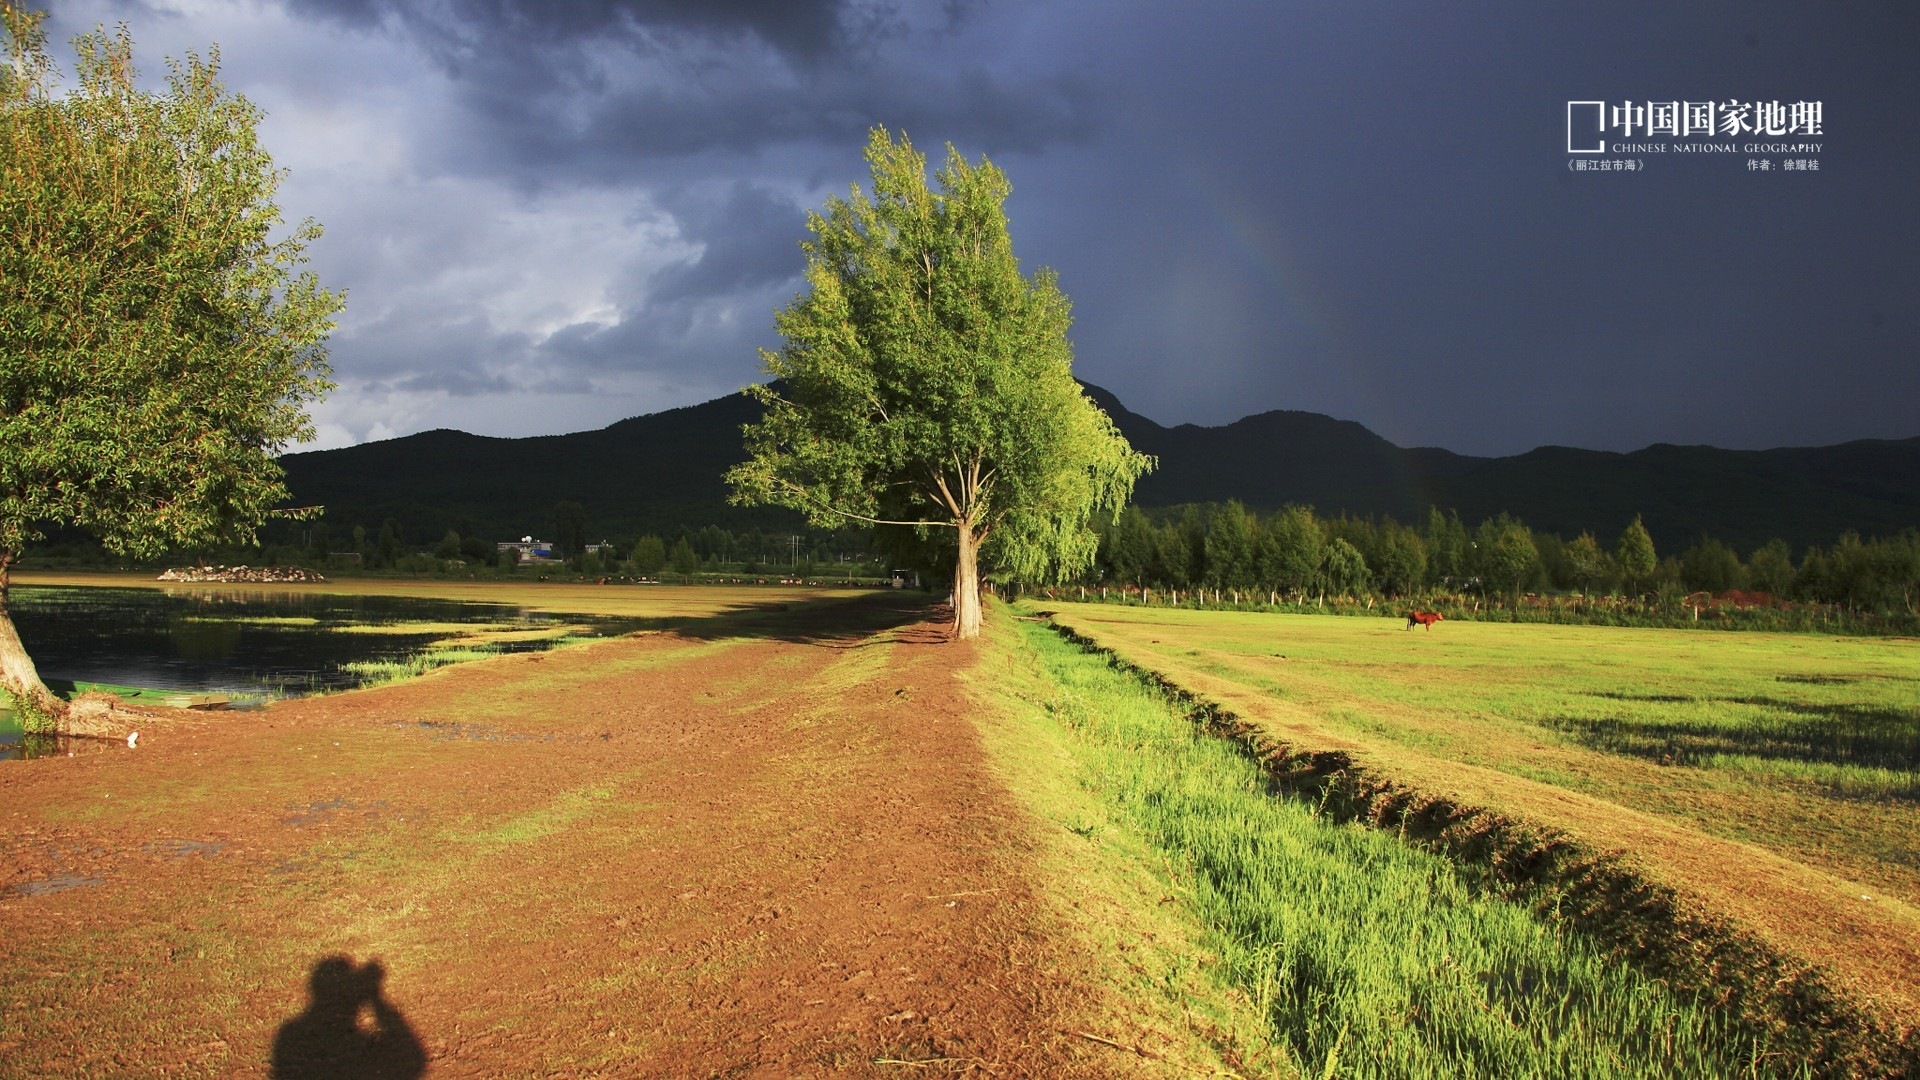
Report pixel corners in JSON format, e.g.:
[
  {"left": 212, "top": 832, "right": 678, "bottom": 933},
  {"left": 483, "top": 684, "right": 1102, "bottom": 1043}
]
[{"left": 271, "top": 955, "right": 425, "bottom": 1080}]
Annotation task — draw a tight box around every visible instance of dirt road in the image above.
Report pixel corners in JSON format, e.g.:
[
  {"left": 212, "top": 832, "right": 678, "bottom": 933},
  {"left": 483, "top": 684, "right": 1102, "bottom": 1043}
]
[{"left": 1, "top": 594, "right": 1140, "bottom": 1077}]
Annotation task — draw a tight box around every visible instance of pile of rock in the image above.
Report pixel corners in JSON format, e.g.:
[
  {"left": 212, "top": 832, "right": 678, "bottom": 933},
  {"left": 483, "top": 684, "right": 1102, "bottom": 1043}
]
[{"left": 157, "top": 565, "right": 328, "bottom": 584}]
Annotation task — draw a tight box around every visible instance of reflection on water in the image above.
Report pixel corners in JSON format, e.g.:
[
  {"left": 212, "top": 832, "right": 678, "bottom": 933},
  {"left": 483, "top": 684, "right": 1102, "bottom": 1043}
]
[
  {"left": 1, "top": 586, "right": 642, "bottom": 759},
  {"left": 171, "top": 617, "right": 244, "bottom": 662}
]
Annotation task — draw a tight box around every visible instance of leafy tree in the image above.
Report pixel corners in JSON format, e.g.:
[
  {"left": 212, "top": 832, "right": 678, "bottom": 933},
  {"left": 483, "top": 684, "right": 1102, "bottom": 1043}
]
[
  {"left": 1477, "top": 514, "right": 1539, "bottom": 602},
  {"left": 1680, "top": 537, "right": 1743, "bottom": 594},
  {"left": 1880, "top": 531, "right": 1920, "bottom": 615},
  {"left": 1745, "top": 539, "right": 1795, "bottom": 597},
  {"left": 1651, "top": 555, "right": 1687, "bottom": 607},
  {"left": 1320, "top": 537, "right": 1370, "bottom": 599},
  {"left": 727, "top": 129, "right": 1151, "bottom": 638},
  {"left": 307, "top": 523, "right": 331, "bottom": 565},
  {"left": 1371, "top": 521, "right": 1427, "bottom": 598},
  {"left": 1532, "top": 531, "right": 1571, "bottom": 590},
  {"left": 1615, "top": 515, "right": 1657, "bottom": 597},
  {"left": 694, "top": 524, "right": 731, "bottom": 562},
  {"left": 1823, "top": 530, "right": 1920, "bottom": 614},
  {"left": 1174, "top": 505, "right": 1209, "bottom": 588},
  {"left": 669, "top": 536, "right": 699, "bottom": 583},
  {"left": 1103, "top": 506, "right": 1157, "bottom": 587},
  {"left": 1203, "top": 501, "right": 1257, "bottom": 589},
  {"left": 1261, "top": 505, "right": 1324, "bottom": 598},
  {"left": 1150, "top": 518, "right": 1191, "bottom": 589},
  {"left": 0, "top": 10, "right": 341, "bottom": 724},
  {"left": 1791, "top": 546, "right": 1831, "bottom": 604},
  {"left": 435, "top": 530, "right": 462, "bottom": 561},
  {"left": 630, "top": 535, "right": 667, "bottom": 577},
  {"left": 1424, "top": 508, "right": 1469, "bottom": 587},
  {"left": 459, "top": 535, "right": 494, "bottom": 565},
  {"left": 1564, "top": 532, "right": 1608, "bottom": 596}
]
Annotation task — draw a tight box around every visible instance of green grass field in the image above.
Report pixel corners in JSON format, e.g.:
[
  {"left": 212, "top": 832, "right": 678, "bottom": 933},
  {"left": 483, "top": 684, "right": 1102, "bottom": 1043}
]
[
  {"left": 1032, "top": 604, "right": 1920, "bottom": 903},
  {"left": 988, "top": 614, "right": 1799, "bottom": 1078},
  {"left": 1028, "top": 602, "right": 1920, "bottom": 1058}
]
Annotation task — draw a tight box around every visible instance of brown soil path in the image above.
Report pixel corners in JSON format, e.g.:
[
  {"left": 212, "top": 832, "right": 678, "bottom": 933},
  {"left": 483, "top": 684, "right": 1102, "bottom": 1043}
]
[{"left": 0, "top": 594, "right": 1141, "bottom": 1077}]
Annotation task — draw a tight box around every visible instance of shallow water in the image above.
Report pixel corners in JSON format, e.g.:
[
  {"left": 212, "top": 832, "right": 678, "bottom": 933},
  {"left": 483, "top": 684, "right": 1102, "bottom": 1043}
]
[{"left": 1, "top": 585, "right": 642, "bottom": 759}]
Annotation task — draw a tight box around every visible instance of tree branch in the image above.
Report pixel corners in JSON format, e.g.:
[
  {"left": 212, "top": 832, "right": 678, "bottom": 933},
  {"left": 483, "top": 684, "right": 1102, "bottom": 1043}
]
[{"left": 773, "top": 478, "right": 955, "bottom": 529}]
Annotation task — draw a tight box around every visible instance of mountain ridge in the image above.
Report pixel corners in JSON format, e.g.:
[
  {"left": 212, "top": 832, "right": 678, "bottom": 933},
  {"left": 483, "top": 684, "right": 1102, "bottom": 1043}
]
[{"left": 278, "top": 385, "right": 1920, "bottom": 554}]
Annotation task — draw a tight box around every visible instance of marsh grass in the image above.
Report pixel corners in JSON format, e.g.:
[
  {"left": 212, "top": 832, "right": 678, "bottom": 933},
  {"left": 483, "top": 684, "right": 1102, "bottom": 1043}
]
[
  {"left": 178, "top": 614, "right": 321, "bottom": 627},
  {"left": 1010, "top": 618, "right": 1793, "bottom": 1078},
  {"left": 340, "top": 647, "right": 503, "bottom": 687}
]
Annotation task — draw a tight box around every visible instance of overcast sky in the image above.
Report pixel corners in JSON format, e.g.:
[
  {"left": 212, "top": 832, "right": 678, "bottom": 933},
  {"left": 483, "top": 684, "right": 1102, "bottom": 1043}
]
[{"left": 38, "top": 1, "right": 1920, "bottom": 457}]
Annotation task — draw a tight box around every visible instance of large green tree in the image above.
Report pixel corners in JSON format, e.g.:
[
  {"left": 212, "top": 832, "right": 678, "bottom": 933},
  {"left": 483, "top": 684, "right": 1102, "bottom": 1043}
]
[
  {"left": 727, "top": 129, "right": 1151, "bottom": 639},
  {"left": 0, "top": 8, "right": 341, "bottom": 726}
]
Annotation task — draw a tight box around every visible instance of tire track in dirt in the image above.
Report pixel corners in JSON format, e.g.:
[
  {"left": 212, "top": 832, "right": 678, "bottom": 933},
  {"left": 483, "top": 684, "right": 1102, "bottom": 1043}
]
[{"left": 0, "top": 593, "right": 1124, "bottom": 1077}]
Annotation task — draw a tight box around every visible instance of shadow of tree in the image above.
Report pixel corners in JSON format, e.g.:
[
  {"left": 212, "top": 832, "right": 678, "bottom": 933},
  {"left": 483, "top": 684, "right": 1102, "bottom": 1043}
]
[
  {"left": 659, "top": 589, "right": 951, "bottom": 649},
  {"left": 270, "top": 956, "right": 425, "bottom": 1080},
  {"left": 1557, "top": 693, "right": 1920, "bottom": 775}
]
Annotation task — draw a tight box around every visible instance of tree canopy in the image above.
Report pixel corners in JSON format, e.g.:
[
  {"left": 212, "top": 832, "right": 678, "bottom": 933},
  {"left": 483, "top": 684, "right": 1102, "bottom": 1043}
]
[
  {"left": 1616, "top": 515, "right": 1658, "bottom": 595},
  {"left": 0, "top": 7, "right": 342, "bottom": 724},
  {"left": 727, "top": 129, "right": 1151, "bottom": 638}
]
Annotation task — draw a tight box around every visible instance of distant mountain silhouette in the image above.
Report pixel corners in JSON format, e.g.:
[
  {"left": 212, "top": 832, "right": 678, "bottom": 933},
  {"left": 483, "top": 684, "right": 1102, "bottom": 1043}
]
[
  {"left": 279, "top": 384, "right": 1920, "bottom": 553},
  {"left": 1075, "top": 384, "right": 1920, "bottom": 551},
  {"left": 279, "top": 392, "right": 800, "bottom": 547}
]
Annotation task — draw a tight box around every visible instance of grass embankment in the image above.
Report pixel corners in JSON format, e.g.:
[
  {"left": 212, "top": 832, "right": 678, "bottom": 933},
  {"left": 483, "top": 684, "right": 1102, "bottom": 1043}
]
[
  {"left": 1031, "top": 602, "right": 1920, "bottom": 1070},
  {"left": 974, "top": 609, "right": 1786, "bottom": 1077}
]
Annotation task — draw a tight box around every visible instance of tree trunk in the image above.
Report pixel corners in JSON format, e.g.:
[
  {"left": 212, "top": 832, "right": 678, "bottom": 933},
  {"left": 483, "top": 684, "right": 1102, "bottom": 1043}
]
[
  {"left": 0, "top": 554, "right": 62, "bottom": 731},
  {"left": 952, "top": 521, "right": 983, "bottom": 640}
]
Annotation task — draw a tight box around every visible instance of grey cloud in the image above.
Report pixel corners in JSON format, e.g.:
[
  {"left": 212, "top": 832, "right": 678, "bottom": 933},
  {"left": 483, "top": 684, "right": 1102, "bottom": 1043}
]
[
  {"left": 283, "top": 0, "right": 853, "bottom": 59},
  {"left": 649, "top": 183, "right": 807, "bottom": 303},
  {"left": 280, "top": 0, "right": 1090, "bottom": 186},
  {"left": 391, "top": 367, "right": 521, "bottom": 396},
  {"left": 58, "top": 0, "right": 1920, "bottom": 457}
]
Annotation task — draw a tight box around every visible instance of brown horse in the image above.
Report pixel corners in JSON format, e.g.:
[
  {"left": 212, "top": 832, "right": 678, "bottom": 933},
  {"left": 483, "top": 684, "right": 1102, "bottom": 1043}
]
[{"left": 1406, "top": 610, "right": 1444, "bottom": 630}]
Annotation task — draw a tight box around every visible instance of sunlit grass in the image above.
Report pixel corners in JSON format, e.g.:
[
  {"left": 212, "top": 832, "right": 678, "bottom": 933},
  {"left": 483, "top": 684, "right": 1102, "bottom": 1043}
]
[
  {"left": 340, "top": 647, "right": 503, "bottom": 687},
  {"left": 331, "top": 621, "right": 519, "bottom": 636},
  {"left": 1038, "top": 603, "right": 1920, "bottom": 901},
  {"left": 428, "top": 625, "right": 594, "bottom": 648},
  {"left": 1006, "top": 616, "right": 1789, "bottom": 1078},
  {"left": 178, "top": 615, "right": 321, "bottom": 627}
]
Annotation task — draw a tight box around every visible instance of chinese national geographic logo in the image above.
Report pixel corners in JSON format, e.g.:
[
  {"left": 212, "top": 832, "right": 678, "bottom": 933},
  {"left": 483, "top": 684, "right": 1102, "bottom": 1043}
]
[{"left": 1565, "top": 100, "right": 1824, "bottom": 173}]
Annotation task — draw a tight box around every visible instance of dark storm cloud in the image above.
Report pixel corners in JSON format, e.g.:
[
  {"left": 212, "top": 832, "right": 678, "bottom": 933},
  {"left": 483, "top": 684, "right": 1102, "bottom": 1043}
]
[
  {"left": 282, "top": 0, "right": 1090, "bottom": 184},
  {"left": 45, "top": 0, "right": 1916, "bottom": 455},
  {"left": 995, "top": 2, "right": 1920, "bottom": 455},
  {"left": 649, "top": 183, "right": 807, "bottom": 303},
  {"left": 284, "top": 0, "right": 853, "bottom": 60}
]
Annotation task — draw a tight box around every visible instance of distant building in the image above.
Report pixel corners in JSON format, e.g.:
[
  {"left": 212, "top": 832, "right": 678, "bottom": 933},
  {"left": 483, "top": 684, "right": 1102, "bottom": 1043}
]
[
  {"left": 890, "top": 569, "right": 920, "bottom": 589},
  {"left": 497, "top": 536, "right": 556, "bottom": 561}
]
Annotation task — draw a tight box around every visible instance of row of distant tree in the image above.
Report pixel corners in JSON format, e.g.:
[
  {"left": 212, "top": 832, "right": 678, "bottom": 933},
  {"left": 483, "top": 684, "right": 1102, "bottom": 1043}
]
[
  {"left": 1083, "top": 503, "right": 1920, "bottom": 616},
  {"left": 31, "top": 499, "right": 1918, "bottom": 617},
  {"left": 266, "top": 514, "right": 879, "bottom": 579}
]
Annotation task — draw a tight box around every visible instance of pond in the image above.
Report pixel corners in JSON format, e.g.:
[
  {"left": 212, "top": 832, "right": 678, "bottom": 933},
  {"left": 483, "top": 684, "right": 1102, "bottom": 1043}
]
[{"left": 1, "top": 585, "right": 647, "bottom": 759}]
